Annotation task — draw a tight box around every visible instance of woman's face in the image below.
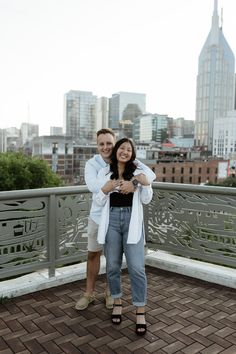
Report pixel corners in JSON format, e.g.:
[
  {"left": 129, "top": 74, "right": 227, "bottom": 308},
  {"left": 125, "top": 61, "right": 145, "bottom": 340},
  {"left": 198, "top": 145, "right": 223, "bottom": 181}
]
[{"left": 116, "top": 141, "right": 133, "bottom": 163}]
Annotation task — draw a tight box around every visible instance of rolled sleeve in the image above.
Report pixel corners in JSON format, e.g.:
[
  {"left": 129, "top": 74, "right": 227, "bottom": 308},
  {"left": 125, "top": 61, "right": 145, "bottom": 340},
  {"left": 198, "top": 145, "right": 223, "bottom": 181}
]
[{"left": 140, "top": 185, "right": 153, "bottom": 204}]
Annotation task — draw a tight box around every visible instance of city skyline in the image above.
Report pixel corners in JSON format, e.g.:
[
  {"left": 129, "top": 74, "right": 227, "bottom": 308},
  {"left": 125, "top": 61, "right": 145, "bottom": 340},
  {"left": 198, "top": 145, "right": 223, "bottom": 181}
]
[{"left": 1, "top": 0, "right": 236, "bottom": 135}]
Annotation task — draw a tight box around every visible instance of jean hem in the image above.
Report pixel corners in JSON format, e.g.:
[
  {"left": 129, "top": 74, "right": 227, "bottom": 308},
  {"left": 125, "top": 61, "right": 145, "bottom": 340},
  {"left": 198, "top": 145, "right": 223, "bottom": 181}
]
[
  {"left": 133, "top": 302, "right": 146, "bottom": 307},
  {"left": 111, "top": 293, "right": 122, "bottom": 299}
]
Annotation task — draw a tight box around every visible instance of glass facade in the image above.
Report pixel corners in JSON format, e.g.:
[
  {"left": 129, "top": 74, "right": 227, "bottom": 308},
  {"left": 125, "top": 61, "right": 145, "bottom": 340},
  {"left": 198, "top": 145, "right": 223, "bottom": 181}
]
[
  {"left": 65, "top": 90, "right": 97, "bottom": 143},
  {"left": 194, "top": 0, "right": 235, "bottom": 152}
]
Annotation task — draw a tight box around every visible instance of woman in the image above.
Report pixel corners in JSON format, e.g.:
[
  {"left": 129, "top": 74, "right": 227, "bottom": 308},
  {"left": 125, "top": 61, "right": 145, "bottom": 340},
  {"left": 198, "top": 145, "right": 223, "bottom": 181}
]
[{"left": 93, "top": 138, "right": 153, "bottom": 335}]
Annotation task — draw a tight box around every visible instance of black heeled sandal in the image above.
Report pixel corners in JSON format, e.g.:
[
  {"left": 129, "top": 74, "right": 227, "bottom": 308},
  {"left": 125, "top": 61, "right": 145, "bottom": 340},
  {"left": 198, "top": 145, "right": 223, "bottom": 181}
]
[
  {"left": 111, "top": 303, "right": 122, "bottom": 325},
  {"left": 136, "top": 312, "right": 147, "bottom": 335}
]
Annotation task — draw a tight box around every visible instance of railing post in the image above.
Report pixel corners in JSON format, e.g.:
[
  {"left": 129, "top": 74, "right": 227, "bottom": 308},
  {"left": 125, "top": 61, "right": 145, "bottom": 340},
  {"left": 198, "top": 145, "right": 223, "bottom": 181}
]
[{"left": 48, "top": 194, "right": 56, "bottom": 277}]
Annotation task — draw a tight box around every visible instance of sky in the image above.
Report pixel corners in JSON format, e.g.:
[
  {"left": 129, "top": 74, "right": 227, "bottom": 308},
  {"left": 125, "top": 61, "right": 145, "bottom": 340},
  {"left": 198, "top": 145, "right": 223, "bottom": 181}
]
[{"left": 0, "top": 0, "right": 236, "bottom": 135}]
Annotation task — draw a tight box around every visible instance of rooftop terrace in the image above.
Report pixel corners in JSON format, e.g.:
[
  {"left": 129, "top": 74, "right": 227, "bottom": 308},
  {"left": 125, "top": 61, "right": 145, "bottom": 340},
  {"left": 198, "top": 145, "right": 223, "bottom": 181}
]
[
  {"left": 1, "top": 267, "right": 236, "bottom": 354},
  {"left": 0, "top": 183, "right": 236, "bottom": 353}
]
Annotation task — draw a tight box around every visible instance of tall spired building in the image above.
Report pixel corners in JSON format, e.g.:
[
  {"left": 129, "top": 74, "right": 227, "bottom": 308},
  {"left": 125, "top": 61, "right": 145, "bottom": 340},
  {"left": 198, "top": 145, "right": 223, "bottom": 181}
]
[{"left": 194, "top": 0, "right": 235, "bottom": 152}]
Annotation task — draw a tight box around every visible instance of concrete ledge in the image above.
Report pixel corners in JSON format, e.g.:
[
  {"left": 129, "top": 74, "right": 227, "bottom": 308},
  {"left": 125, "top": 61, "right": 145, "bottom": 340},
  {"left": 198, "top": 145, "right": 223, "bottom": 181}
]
[
  {"left": 0, "top": 256, "right": 127, "bottom": 299},
  {"left": 1, "top": 251, "right": 236, "bottom": 299},
  {"left": 145, "top": 250, "right": 236, "bottom": 289},
  {"left": 0, "top": 257, "right": 107, "bottom": 299}
]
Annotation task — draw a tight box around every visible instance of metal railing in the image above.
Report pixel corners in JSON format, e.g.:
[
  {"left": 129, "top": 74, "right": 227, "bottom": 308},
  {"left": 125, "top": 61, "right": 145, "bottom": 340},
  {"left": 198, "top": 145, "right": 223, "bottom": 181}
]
[
  {"left": 0, "top": 183, "right": 236, "bottom": 281},
  {"left": 145, "top": 183, "right": 236, "bottom": 268}
]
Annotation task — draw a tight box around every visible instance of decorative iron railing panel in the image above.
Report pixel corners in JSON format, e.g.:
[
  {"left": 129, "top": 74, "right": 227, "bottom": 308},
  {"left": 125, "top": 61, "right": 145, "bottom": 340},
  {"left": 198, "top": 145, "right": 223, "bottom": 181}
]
[
  {"left": 0, "top": 186, "right": 90, "bottom": 279},
  {"left": 145, "top": 183, "right": 236, "bottom": 267},
  {"left": 0, "top": 197, "right": 48, "bottom": 270},
  {"left": 0, "top": 183, "right": 236, "bottom": 280},
  {"left": 57, "top": 193, "right": 91, "bottom": 260}
]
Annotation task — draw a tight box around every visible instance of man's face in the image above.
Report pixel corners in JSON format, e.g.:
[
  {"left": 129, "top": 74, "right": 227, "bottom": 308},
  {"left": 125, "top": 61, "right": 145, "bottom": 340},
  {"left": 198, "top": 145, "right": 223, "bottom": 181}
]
[{"left": 97, "top": 133, "right": 115, "bottom": 162}]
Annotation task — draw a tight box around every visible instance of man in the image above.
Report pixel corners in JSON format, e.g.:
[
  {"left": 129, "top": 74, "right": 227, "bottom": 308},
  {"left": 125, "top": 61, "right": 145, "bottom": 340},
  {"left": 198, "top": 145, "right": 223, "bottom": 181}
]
[{"left": 75, "top": 128, "right": 156, "bottom": 310}]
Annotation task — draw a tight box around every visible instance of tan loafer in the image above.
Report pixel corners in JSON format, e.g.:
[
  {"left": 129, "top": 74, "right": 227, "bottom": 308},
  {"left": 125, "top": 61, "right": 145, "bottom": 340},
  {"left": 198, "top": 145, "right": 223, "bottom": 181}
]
[
  {"left": 75, "top": 293, "right": 95, "bottom": 310},
  {"left": 105, "top": 292, "right": 114, "bottom": 309}
]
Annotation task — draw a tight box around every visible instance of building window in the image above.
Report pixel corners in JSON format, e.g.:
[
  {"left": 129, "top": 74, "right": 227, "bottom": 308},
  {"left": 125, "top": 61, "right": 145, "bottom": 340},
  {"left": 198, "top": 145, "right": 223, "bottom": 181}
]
[
  {"left": 180, "top": 176, "right": 184, "bottom": 183},
  {"left": 163, "top": 177, "right": 166, "bottom": 182},
  {"left": 198, "top": 176, "right": 201, "bottom": 183},
  {"left": 207, "top": 167, "right": 210, "bottom": 174},
  {"left": 199, "top": 167, "right": 202, "bottom": 174},
  {"left": 181, "top": 167, "right": 184, "bottom": 174},
  {"left": 189, "top": 176, "right": 192, "bottom": 183},
  {"left": 163, "top": 167, "right": 166, "bottom": 174},
  {"left": 172, "top": 176, "right": 175, "bottom": 183},
  {"left": 189, "top": 167, "right": 193, "bottom": 174},
  {"left": 172, "top": 167, "right": 175, "bottom": 174}
]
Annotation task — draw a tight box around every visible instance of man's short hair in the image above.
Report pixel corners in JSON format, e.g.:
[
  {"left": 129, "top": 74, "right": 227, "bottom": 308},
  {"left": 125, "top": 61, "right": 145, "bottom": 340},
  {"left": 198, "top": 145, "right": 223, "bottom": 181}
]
[{"left": 96, "top": 128, "right": 115, "bottom": 138}]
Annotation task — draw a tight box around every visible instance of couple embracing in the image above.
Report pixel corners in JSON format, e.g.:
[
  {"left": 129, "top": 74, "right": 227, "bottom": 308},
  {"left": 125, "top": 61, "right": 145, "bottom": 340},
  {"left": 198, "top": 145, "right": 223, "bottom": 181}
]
[{"left": 75, "top": 129, "right": 155, "bottom": 336}]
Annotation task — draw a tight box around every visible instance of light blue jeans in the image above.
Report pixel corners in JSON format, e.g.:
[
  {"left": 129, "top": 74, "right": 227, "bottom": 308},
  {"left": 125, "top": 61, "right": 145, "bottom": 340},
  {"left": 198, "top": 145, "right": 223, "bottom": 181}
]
[{"left": 104, "top": 207, "right": 147, "bottom": 307}]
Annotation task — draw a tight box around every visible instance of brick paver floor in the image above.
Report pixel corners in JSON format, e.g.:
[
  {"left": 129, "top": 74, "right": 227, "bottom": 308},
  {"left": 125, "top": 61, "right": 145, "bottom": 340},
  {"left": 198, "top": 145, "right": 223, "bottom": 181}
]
[{"left": 0, "top": 266, "right": 236, "bottom": 354}]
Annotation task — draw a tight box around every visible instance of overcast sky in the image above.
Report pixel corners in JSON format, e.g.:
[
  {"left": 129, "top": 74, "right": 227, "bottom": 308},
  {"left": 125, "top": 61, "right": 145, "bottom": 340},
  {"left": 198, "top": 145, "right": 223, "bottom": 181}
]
[{"left": 0, "top": 0, "right": 235, "bottom": 135}]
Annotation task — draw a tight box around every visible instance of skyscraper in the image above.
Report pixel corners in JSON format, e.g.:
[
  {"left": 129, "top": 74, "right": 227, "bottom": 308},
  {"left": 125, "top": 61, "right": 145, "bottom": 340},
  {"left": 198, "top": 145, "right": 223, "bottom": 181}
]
[
  {"left": 194, "top": 0, "right": 235, "bottom": 152},
  {"left": 109, "top": 91, "right": 146, "bottom": 130},
  {"left": 64, "top": 90, "right": 97, "bottom": 143}
]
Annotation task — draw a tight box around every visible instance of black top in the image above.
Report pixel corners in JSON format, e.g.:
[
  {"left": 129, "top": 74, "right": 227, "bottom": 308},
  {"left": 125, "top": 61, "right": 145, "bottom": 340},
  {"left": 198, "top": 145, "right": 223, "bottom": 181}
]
[{"left": 110, "top": 191, "right": 133, "bottom": 207}]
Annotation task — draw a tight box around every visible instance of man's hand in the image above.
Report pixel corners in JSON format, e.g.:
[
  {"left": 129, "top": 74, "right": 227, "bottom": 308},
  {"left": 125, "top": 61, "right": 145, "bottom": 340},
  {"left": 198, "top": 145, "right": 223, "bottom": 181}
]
[
  {"left": 119, "top": 180, "right": 135, "bottom": 194},
  {"left": 102, "top": 180, "right": 119, "bottom": 194},
  {"left": 134, "top": 173, "right": 150, "bottom": 186}
]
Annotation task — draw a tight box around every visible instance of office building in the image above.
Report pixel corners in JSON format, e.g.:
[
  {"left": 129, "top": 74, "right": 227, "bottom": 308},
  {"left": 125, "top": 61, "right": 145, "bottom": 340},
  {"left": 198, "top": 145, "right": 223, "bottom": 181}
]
[
  {"left": 50, "top": 126, "right": 63, "bottom": 135},
  {"left": 64, "top": 90, "right": 97, "bottom": 143},
  {"left": 213, "top": 110, "right": 236, "bottom": 159},
  {"left": 20, "top": 123, "right": 39, "bottom": 145},
  {"left": 133, "top": 114, "right": 168, "bottom": 145},
  {"left": 194, "top": 0, "right": 235, "bottom": 152},
  {"left": 96, "top": 97, "right": 109, "bottom": 131},
  {"left": 109, "top": 91, "right": 146, "bottom": 130},
  {"left": 32, "top": 135, "right": 74, "bottom": 184}
]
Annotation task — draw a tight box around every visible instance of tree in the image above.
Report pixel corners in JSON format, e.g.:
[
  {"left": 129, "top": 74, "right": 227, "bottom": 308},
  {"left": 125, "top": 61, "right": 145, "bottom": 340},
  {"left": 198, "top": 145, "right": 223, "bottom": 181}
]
[
  {"left": 0, "top": 152, "right": 63, "bottom": 191},
  {"left": 208, "top": 176, "right": 236, "bottom": 188},
  {"left": 219, "top": 176, "right": 236, "bottom": 188}
]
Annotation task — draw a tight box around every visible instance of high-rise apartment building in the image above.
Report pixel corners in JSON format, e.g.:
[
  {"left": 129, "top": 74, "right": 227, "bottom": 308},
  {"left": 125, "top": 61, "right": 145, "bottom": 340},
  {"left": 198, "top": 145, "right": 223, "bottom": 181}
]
[
  {"left": 194, "top": 0, "right": 235, "bottom": 152},
  {"left": 109, "top": 91, "right": 146, "bottom": 130},
  {"left": 64, "top": 90, "right": 97, "bottom": 143}
]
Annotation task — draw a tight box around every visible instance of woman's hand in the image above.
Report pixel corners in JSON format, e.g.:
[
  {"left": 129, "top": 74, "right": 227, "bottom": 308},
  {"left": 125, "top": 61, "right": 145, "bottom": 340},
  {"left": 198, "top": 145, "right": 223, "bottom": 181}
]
[
  {"left": 101, "top": 180, "right": 120, "bottom": 194},
  {"left": 119, "top": 180, "right": 135, "bottom": 194}
]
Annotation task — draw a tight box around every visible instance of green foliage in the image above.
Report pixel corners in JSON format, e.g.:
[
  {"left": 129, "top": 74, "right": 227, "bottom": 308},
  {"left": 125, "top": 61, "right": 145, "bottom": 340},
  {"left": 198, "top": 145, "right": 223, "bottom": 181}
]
[
  {"left": 208, "top": 176, "right": 236, "bottom": 188},
  {"left": 0, "top": 152, "right": 63, "bottom": 191},
  {"left": 215, "top": 176, "right": 236, "bottom": 188}
]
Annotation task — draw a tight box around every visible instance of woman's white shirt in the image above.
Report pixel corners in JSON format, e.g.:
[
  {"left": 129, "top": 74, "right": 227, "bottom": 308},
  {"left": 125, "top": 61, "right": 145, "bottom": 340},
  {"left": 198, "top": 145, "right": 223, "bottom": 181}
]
[{"left": 93, "top": 166, "right": 153, "bottom": 245}]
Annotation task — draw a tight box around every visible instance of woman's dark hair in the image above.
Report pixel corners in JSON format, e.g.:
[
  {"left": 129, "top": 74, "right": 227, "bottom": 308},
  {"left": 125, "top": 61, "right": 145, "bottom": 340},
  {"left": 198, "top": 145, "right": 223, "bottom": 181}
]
[{"left": 110, "top": 138, "right": 137, "bottom": 180}]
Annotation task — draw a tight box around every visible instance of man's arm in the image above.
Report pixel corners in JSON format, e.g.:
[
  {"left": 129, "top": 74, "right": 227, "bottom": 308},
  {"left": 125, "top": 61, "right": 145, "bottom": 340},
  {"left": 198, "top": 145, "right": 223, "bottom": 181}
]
[
  {"left": 84, "top": 159, "right": 106, "bottom": 193},
  {"left": 135, "top": 159, "right": 156, "bottom": 183},
  {"left": 119, "top": 160, "right": 156, "bottom": 194}
]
